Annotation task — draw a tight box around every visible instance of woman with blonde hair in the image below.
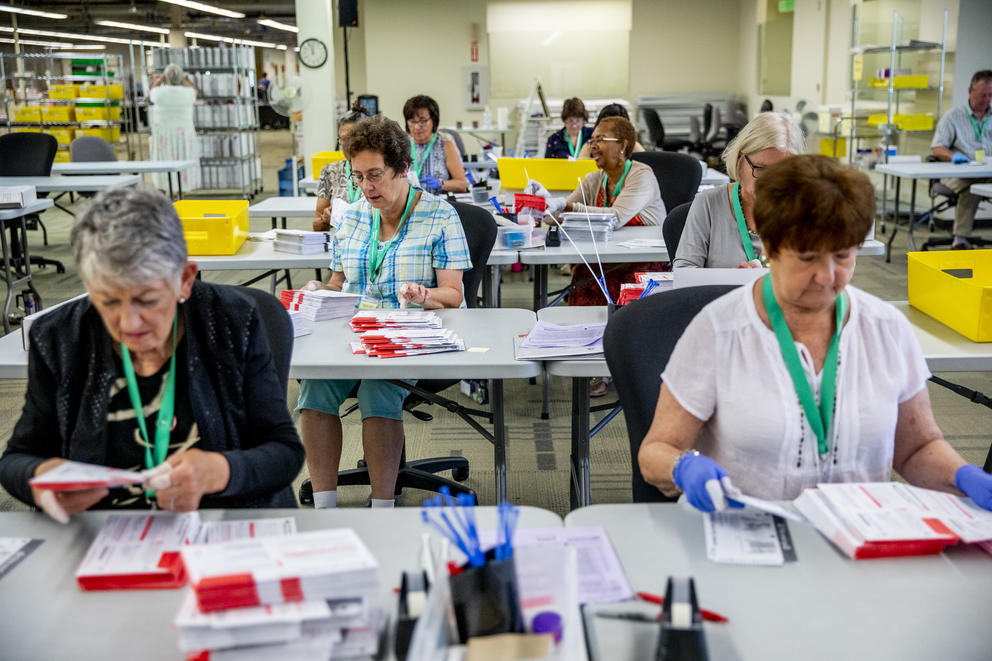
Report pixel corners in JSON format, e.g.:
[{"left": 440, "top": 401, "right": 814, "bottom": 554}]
[{"left": 673, "top": 112, "right": 804, "bottom": 268}]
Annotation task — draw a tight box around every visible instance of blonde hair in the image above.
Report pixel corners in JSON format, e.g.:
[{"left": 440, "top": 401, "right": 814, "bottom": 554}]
[{"left": 722, "top": 112, "right": 805, "bottom": 181}]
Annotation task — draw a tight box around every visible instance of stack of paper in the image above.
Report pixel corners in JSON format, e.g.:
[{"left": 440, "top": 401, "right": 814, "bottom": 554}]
[
  {"left": 795, "top": 482, "right": 992, "bottom": 559},
  {"left": 354, "top": 328, "right": 466, "bottom": 358},
  {"left": 616, "top": 272, "right": 674, "bottom": 305},
  {"left": 286, "top": 310, "right": 311, "bottom": 339},
  {"left": 279, "top": 289, "right": 361, "bottom": 321},
  {"left": 181, "top": 528, "right": 380, "bottom": 613},
  {"left": 348, "top": 310, "right": 442, "bottom": 332},
  {"left": 514, "top": 320, "right": 605, "bottom": 361},
  {"left": 558, "top": 211, "right": 616, "bottom": 243},
  {"left": 0, "top": 185, "right": 37, "bottom": 210},
  {"left": 272, "top": 229, "right": 332, "bottom": 255}
]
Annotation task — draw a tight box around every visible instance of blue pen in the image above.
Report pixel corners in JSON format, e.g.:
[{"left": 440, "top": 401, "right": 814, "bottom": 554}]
[
  {"left": 597, "top": 277, "right": 614, "bottom": 305},
  {"left": 489, "top": 197, "right": 503, "bottom": 214},
  {"left": 421, "top": 510, "right": 472, "bottom": 559},
  {"left": 466, "top": 171, "right": 475, "bottom": 185},
  {"left": 638, "top": 279, "right": 659, "bottom": 299}
]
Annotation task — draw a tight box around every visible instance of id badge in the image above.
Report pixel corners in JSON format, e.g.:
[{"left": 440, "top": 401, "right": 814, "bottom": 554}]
[
  {"left": 358, "top": 298, "right": 379, "bottom": 310},
  {"left": 406, "top": 168, "right": 420, "bottom": 188}
]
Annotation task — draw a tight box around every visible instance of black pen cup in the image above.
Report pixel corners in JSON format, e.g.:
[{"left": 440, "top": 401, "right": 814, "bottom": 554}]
[{"left": 448, "top": 554, "right": 523, "bottom": 643}]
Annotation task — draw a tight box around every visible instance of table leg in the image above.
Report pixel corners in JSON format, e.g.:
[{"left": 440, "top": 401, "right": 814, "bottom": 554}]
[
  {"left": 270, "top": 215, "right": 277, "bottom": 231},
  {"left": 1, "top": 220, "right": 13, "bottom": 334},
  {"left": 907, "top": 179, "right": 918, "bottom": 251},
  {"left": 483, "top": 264, "right": 499, "bottom": 308},
  {"left": 281, "top": 216, "right": 287, "bottom": 230},
  {"left": 532, "top": 264, "right": 549, "bottom": 311},
  {"left": 168, "top": 173, "right": 174, "bottom": 200},
  {"left": 177, "top": 173, "right": 184, "bottom": 200},
  {"left": 885, "top": 177, "right": 902, "bottom": 263},
  {"left": 569, "top": 377, "right": 591, "bottom": 510},
  {"left": 18, "top": 217, "right": 40, "bottom": 310},
  {"left": 269, "top": 272, "right": 277, "bottom": 295},
  {"left": 491, "top": 379, "right": 507, "bottom": 503}
]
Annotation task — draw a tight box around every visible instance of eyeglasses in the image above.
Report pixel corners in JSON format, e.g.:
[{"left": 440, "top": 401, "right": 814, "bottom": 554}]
[
  {"left": 349, "top": 168, "right": 392, "bottom": 185},
  {"left": 743, "top": 153, "right": 766, "bottom": 179},
  {"left": 407, "top": 117, "right": 432, "bottom": 127},
  {"left": 587, "top": 137, "right": 620, "bottom": 147}
]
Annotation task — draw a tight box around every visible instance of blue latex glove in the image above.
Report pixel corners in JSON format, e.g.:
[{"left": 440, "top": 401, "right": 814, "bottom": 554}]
[
  {"left": 951, "top": 152, "right": 970, "bottom": 164},
  {"left": 421, "top": 176, "right": 442, "bottom": 192},
  {"left": 672, "top": 453, "right": 745, "bottom": 513},
  {"left": 955, "top": 465, "right": 992, "bottom": 510}
]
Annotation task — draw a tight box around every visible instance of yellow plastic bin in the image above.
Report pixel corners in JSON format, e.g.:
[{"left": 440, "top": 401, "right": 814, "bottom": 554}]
[
  {"left": 43, "top": 129, "right": 74, "bottom": 145},
  {"left": 174, "top": 200, "right": 249, "bottom": 256},
  {"left": 76, "top": 101, "right": 121, "bottom": 122},
  {"left": 496, "top": 158, "right": 598, "bottom": 191},
  {"left": 48, "top": 84, "right": 78, "bottom": 99},
  {"left": 311, "top": 150, "right": 345, "bottom": 177},
  {"left": 41, "top": 106, "right": 75, "bottom": 123},
  {"left": 14, "top": 106, "right": 41, "bottom": 123},
  {"left": 907, "top": 250, "right": 992, "bottom": 342},
  {"left": 78, "top": 84, "right": 124, "bottom": 100},
  {"left": 53, "top": 149, "right": 71, "bottom": 163},
  {"left": 75, "top": 126, "right": 121, "bottom": 142}
]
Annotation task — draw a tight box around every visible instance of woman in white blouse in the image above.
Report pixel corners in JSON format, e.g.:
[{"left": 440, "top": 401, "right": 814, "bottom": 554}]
[{"left": 638, "top": 155, "right": 992, "bottom": 512}]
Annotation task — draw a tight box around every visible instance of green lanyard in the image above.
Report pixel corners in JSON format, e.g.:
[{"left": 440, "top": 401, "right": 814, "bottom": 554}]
[
  {"left": 566, "top": 129, "right": 583, "bottom": 159},
  {"left": 120, "top": 309, "right": 178, "bottom": 472},
  {"left": 411, "top": 134, "right": 438, "bottom": 179},
  {"left": 731, "top": 182, "right": 757, "bottom": 262},
  {"left": 762, "top": 274, "right": 846, "bottom": 455},
  {"left": 344, "top": 161, "right": 359, "bottom": 203},
  {"left": 369, "top": 185, "right": 417, "bottom": 283},
  {"left": 602, "top": 159, "right": 632, "bottom": 205},
  {"left": 968, "top": 111, "right": 989, "bottom": 143}
]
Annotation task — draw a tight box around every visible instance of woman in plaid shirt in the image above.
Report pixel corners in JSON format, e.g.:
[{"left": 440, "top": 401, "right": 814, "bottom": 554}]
[{"left": 298, "top": 115, "right": 472, "bottom": 509}]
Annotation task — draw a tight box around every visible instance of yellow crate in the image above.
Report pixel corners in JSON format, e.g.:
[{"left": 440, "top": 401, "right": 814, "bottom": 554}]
[
  {"left": 42, "top": 129, "right": 74, "bottom": 145},
  {"left": 497, "top": 157, "right": 598, "bottom": 191},
  {"left": 74, "top": 127, "right": 121, "bottom": 142},
  {"left": 174, "top": 200, "right": 249, "bottom": 256},
  {"left": 53, "top": 149, "right": 71, "bottom": 163},
  {"left": 819, "top": 137, "right": 847, "bottom": 158},
  {"left": 311, "top": 150, "right": 345, "bottom": 176},
  {"left": 40, "top": 106, "right": 75, "bottom": 123},
  {"left": 893, "top": 75, "right": 928, "bottom": 89},
  {"left": 13, "top": 106, "right": 41, "bottom": 123},
  {"left": 896, "top": 113, "right": 934, "bottom": 131},
  {"left": 77, "top": 84, "right": 123, "bottom": 100},
  {"left": 75, "top": 105, "right": 121, "bottom": 121},
  {"left": 48, "top": 84, "right": 78, "bottom": 99},
  {"left": 908, "top": 250, "right": 992, "bottom": 342},
  {"left": 13, "top": 127, "right": 41, "bottom": 133}
]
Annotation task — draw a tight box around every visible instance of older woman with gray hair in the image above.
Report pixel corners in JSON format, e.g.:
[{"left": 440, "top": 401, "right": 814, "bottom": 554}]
[
  {"left": 0, "top": 187, "right": 304, "bottom": 522},
  {"left": 673, "top": 112, "right": 805, "bottom": 268},
  {"left": 148, "top": 62, "right": 201, "bottom": 191}
]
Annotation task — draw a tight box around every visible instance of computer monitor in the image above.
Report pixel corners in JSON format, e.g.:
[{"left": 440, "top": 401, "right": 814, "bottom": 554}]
[{"left": 357, "top": 94, "right": 378, "bottom": 116}]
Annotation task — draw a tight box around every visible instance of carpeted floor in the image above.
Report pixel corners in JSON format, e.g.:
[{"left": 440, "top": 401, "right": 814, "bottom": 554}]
[{"left": 1, "top": 130, "right": 990, "bottom": 516}]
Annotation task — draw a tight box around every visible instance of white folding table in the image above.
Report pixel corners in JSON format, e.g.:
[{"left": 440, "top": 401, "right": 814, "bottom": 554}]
[
  {"left": 568, "top": 503, "right": 992, "bottom": 661},
  {"left": 874, "top": 161, "right": 992, "bottom": 261},
  {"left": 193, "top": 239, "right": 329, "bottom": 293},
  {"left": 248, "top": 196, "right": 318, "bottom": 229},
  {"left": 51, "top": 160, "right": 196, "bottom": 199}
]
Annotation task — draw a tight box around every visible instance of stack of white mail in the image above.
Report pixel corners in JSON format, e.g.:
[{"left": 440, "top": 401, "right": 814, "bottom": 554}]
[
  {"left": 177, "top": 528, "right": 381, "bottom": 660},
  {"left": 286, "top": 310, "right": 311, "bottom": 339},
  {"left": 558, "top": 211, "right": 616, "bottom": 243},
  {"left": 280, "top": 289, "right": 361, "bottom": 321},
  {"left": 272, "top": 229, "right": 332, "bottom": 255},
  {"left": 349, "top": 311, "right": 464, "bottom": 358}
]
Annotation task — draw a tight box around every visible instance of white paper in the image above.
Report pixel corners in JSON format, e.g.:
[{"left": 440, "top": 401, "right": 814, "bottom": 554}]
[
  {"left": 194, "top": 517, "right": 296, "bottom": 544},
  {"left": 478, "top": 526, "right": 633, "bottom": 605},
  {"left": 704, "top": 511, "right": 784, "bottom": 566},
  {"left": 513, "top": 336, "right": 604, "bottom": 361},
  {"left": 615, "top": 239, "right": 666, "bottom": 249},
  {"left": 76, "top": 513, "right": 202, "bottom": 578},
  {"left": 722, "top": 483, "right": 804, "bottom": 522},
  {"left": 29, "top": 460, "right": 147, "bottom": 491},
  {"left": 519, "top": 321, "right": 605, "bottom": 349}
]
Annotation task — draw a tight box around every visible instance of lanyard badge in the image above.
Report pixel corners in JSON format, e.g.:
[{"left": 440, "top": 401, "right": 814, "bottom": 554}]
[
  {"left": 411, "top": 134, "right": 438, "bottom": 179},
  {"left": 602, "top": 159, "right": 632, "bottom": 205},
  {"left": 368, "top": 185, "right": 417, "bottom": 284},
  {"left": 731, "top": 182, "right": 758, "bottom": 262}
]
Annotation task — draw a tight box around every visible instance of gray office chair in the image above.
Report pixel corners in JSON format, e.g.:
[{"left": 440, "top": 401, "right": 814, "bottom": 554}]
[
  {"left": 70, "top": 136, "right": 116, "bottom": 163},
  {"left": 439, "top": 129, "right": 468, "bottom": 161},
  {"left": 662, "top": 202, "right": 692, "bottom": 259},
  {"left": 604, "top": 285, "right": 735, "bottom": 502}
]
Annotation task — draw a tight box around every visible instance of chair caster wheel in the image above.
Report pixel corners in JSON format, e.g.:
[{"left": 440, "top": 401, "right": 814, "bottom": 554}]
[
  {"left": 299, "top": 479, "right": 313, "bottom": 505},
  {"left": 453, "top": 467, "right": 470, "bottom": 482}
]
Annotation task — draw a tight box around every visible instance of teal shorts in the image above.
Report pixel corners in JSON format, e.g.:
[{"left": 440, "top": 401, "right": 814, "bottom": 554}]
[{"left": 297, "top": 378, "right": 415, "bottom": 421}]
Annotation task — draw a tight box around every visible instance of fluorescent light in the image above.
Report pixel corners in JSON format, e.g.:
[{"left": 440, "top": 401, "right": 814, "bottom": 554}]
[
  {"left": 95, "top": 20, "right": 170, "bottom": 35},
  {"left": 159, "top": 0, "right": 244, "bottom": 19},
  {"left": 184, "top": 31, "right": 280, "bottom": 49},
  {"left": 258, "top": 18, "right": 298, "bottom": 33},
  {"left": 0, "top": 38, "right": 73, "bottom": 48},
  {"left": 0, "top": 26, "right": 165, "bottom": 47},
  {"left": 277, "top": 45, "right": 287, "bottom": 51},
  {"left": 0, "top": 4, "right": 67, "bottom": 19}
]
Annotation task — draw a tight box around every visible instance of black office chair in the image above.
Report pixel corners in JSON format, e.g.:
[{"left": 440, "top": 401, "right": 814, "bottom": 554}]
[
  {"left": 915, "top": 156, "right": 991, "bottom": 250},
  {"left": 237, "top": 286, "right": 293, "bottom": 392},
  {"left": 662, "top": 202, "right": 692, "bottom": 259},
  {"left": 299, "top": 202, "right": 498, "bottom": 504},
  {"left": 641, "top": 108, "right": 693, "bottom": 152},
  {"left": 0, "top": 133, "right": 65, "bottom": 273},
  {"left": 439, "top": 129, "right": 468, "bottom": 162},
  {"left": 631, "top": 151, "right": 703, "bottom": 212},
  {"left": 759, "top": 99, "right": 774, "bottom": 112},
  {"left": 603, "top": 285, "right": 735, "bottom": 502}
]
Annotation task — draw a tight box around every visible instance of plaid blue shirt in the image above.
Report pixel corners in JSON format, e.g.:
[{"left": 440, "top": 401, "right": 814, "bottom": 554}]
[{"left": 331, "top": 190, "right": 472, "bottom": 308}]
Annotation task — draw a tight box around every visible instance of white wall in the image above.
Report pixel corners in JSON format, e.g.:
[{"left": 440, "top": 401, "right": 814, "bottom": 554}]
[{"left": 952, "top": 0, "right": 990, "bottom": 108}]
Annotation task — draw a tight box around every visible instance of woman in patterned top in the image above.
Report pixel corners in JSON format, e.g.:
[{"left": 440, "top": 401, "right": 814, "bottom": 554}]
[
  {"left": 402, "top": 95, "right": 469, "bottom": 194},
  {"left": 314, "top": 102, "right": 370, "bottom": 231},
  {"left": 298, "top": 115, "right": 472, "bottom": 509},
  {"left": 545, "top": 97, "right": 594, "bottom": 159}
]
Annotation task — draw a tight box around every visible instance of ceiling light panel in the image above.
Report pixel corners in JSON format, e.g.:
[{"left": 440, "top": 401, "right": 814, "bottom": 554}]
[
  {"left": 0, "top": 5, "right": 68, "bottom": 19},
  {"left": 257, "top": 18, "right": 299, "bottom": 33},
  {"left": 95, "top": 20, "right": 170, "bottom": 35},
  {"left": 0, "top": 26, "right": 165, "bottom": 48},
  {"left": 159, "top": 1, "right": 245, "bottom": 20}
]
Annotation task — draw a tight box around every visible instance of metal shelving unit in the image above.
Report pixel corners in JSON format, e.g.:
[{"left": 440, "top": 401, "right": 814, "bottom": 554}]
[
  {"left": 0, "top": 52, "right": 134, "bottom": 162},
  {"left": 140, "top": 46, "right": 262, "bottom": 198}
]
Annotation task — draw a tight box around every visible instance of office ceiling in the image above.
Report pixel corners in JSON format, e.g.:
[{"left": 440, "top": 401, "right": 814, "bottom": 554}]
[{"left": 7, "top": 1, "right": 299, "bottom": 47}]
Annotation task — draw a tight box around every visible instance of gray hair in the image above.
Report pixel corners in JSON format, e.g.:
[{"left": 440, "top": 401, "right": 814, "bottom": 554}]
[
  {"left": 163, "top": 63, "right": 185, "bottom": 86},
  {"left": 722, "top": 112, "right": 806, "bottom": 181},
  {"left": 71, "top": 186, "right": 188, "bottom": 292}
]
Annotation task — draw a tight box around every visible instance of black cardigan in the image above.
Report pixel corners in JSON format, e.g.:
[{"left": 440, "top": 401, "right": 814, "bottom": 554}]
[{"left": 0, "top": 281, "right": 304, "bottom": 509}]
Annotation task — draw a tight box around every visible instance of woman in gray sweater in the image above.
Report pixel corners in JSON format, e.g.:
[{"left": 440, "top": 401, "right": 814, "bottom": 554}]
[{"left": 673, "top": 113, "right": 804, "bottom": 268}]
